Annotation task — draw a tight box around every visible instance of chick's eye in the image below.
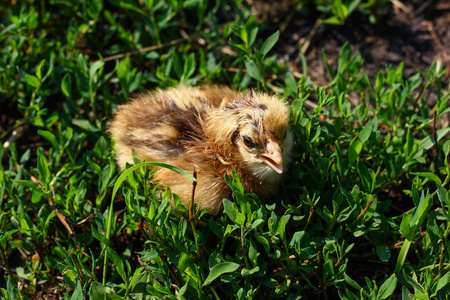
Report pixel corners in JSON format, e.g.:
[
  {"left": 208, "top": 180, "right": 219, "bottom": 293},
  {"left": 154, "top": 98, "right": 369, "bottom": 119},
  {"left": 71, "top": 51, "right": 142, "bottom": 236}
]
[{"left": 242, "top": 136, "right": 256, "bottom": 148}]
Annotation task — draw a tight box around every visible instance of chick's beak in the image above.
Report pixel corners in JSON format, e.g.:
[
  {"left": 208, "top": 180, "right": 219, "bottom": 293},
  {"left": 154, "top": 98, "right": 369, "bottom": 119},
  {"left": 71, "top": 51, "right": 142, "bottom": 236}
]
[{"left": 259, "top": 138, "right": 283, "bottom": 174}]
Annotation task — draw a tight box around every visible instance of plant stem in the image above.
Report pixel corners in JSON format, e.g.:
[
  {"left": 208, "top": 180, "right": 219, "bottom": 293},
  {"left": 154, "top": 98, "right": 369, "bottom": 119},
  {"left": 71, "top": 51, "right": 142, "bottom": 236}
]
[
  {"left": 241, "top": 224, "right": 251, "bottom": 270},
  {"left": 103, "top": 201, "right": 115, "bottom": 285},
  {"left": 304, "top": 204, "right": 317, "bottom": 232},
  {"left": 439, "top": 222, "right": 450, "bottom": 277},
  {"left": 433, "top": 111, "right": 439, "bottom": 175},
  {"left": 188, "top": 170, "right": 208, "bottom": 289}
]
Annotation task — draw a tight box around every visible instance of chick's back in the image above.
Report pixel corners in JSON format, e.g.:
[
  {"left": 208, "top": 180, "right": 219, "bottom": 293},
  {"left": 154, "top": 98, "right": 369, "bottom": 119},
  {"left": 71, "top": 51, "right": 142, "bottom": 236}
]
[{"left": 109, "top": 86, "right": 239, "bottom": 169}]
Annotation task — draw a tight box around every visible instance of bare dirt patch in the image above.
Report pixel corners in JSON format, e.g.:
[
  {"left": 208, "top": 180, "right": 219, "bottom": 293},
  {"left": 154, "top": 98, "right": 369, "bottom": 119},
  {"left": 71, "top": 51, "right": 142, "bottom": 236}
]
[{"left": 265, "top": 0, "right": 450, "bottom": 85}]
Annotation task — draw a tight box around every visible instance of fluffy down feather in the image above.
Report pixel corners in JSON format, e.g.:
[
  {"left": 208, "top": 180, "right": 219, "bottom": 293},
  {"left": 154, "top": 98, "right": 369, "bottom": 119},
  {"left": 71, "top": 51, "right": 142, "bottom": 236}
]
[{"left": 109, "top": 86, "right": 293, "bottom": 215}]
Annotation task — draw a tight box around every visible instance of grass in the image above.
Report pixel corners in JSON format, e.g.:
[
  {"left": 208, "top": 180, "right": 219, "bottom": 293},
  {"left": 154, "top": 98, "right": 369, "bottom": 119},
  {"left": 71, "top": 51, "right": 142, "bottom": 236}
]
[{"left": 1, "top": 0, "right": 450, "bottom": 299}]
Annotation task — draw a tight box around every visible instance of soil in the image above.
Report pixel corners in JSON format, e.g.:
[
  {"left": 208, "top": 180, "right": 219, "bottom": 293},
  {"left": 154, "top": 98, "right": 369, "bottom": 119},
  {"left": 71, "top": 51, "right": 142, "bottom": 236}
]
[{"left": 263, "top": 0, "right": 450, "bottom": 86}]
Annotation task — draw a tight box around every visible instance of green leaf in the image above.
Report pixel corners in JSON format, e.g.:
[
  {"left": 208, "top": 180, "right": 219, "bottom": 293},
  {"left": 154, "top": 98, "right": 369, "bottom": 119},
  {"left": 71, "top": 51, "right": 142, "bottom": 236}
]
[
  {"left": 358, "top": 162, "right": 372, "bottom": 193},
  {"left": 44, "top": 210, "right": 56, "bottom": 231},
  {"left": 338, "top": 42, "right": 352, "bottom": 72},
  {"left": 349, "top": 119, "right": 373, "bottom": 165},
  {"left": 42, "top": 56, "right": 54, "bottom": 83},
  {"left": 89, "top": 61, "right": 104, "bottom": 81},
  {"left": 178, "top": 252, "right": 199, "bottom": 283},
  {"left": 348, "top": 136, "right": 362, "bottom": 165},
  {"left": 395, "top": 238, "right": 411, "bottom": 273},
  {"left": 289, "top": 231, "right": 305, "bottom": 248},
  {"left": 37, "top": 149, "right": 50, "bottom": 187},
  {"left": 404, "top": 128, "right": 414, "bottom": 158},
  {"left": 116, "top": 0, "right": 145, "bottom": 14},
  {"left": 417, "top": 127, "right": 450, "bottom": 154},
  {"left": 31, "top": 189, "right": 43, "bottom": 204},
  {"left": 203, "top": 262, "right": 240, "bottom": 286},
  {"left": 0, "top": 229, "right": 18, "bottom": 250},
  {"left": 93, "top": 136, "right": 109, "bottom": 159},
  {"left": 245, "top": 57, "right": 262, "bottom": 82},
  {"left": 443, "top": 140, "right": 450, "bottom": 156},
  {"left": 407, "top": 73, "right": 422, "bottom": 90},
  {"left": 376, "top": 246, "right": 391, "bottom": 262},
  {"left": 279, "top": 214, "right": 289, "bottom": 241},
  {"left": 71, "top": 280, "right": 83, "bottom": 300},
  {"left": 431, "top": 272, "right": 450, "bottom": 296},
  {"left": 138, "top": 250, "right": 159, "bottom": 263},
  {"left": 358, "top": 119, "right": 373, "bottom": 143},
  {"left": 251, "top": 219, "right": 264, "bottom": 230},
  {"left": 13, "top": 179, "right": 38, "bottom": 189},
  {"left": 178, "top": 252, "right": 196, "bottom": 273},
  {"left": 177, "top": 282, "right": 189, "bottom": 299},
  {"left": 402, "top": 270, "right": 426, "bottom": 294},
  {"left": 260, "top": 30, "right": 279, "bottom": 59},
  {"left": 244, "top": 15, "right": 258, "bottom": 49},
  {"left": 91, "top": 225, "right": 107, "bottom": 244},
  {"left": 72, "top": 119, "right": 100, "bottom": 133},
  {"left": 183, "top": 0, "right": 200, "bottom": 9},
  {"left": 87, "top": 156, "right": 102, "bottom": 176},
  {"left": 344, "top": 273, "right": 362, "bottom": 290},
  {"left": 322, "top": 50, "right": 335, "bottom": 80},
  {"left": 38, "top": 130, "right": 60, "bottom": 152},
  {"left": 20, "top": 149, "right": 31, "bottom": 165},
  {"left": 88, "top": 282, "right": 124, "bottom": 300},
  {"left": 61, "top": 73, "right": 72, "bottom": 98},
  {"left": 334, "top": 1, "right": 348, "bottom": 20},
  {"left": 128, "top": 270, "right": 159, "bottom": 299},
  {"left": 107, "top": 247, "right": 127, "bottom": 284},
  {"left": 111, "top": 161, "right": 196, "bottom": 205},
  {"left": 74, "top": 180, "right": 87, "bottom": 210},
  {"left": 25, "top": 74, "right": 40, "bottom": 88},
  {"left": 410, "top": 172, "right": 442, "bottom": 184},
  {"left": 182, "top": 53, "right": 196, "bottom": 82},
  {"left": 223, "top": 199, "right": 237, "bottom": 223},
  {"left": 117, "top": 56, "right": 131, "bottom": 86},
  {"left": 377, "top": 274, "right": 397, "bottom": 300},
  {"left": 36, "top": 59, "right": 46, "bottom": 80},
  {"left": 248, "top": 238, "right": 259, "bottom": 265},
  {"left": 172, "top": 52, "right": 183, "bottom": 78},
  {"left": 229, "top": 39, "right": 248, "bottom": 55},
  {"left": 321, "top": 16, "right": 342, "bottom": 25},
  {"left": 0, "top": 23, "right": 18, "bottom": 38},
  {"left": 401, "top": 286, "right": 411, "bottom": 300},
  {"left": 285, "top": 72, "right": 297, "bottom": 94},
  {"left": 399, "top": 212, "right": 410, "bottom": 237},
  {"left": 347, "top": 0, "right": 362, "bottom": 14},
  {"left": 410, "top": 191, "right": 432, "bottom": 229},
  {"left": 235, "top": 212, "right": 246, "bottom": 226}
]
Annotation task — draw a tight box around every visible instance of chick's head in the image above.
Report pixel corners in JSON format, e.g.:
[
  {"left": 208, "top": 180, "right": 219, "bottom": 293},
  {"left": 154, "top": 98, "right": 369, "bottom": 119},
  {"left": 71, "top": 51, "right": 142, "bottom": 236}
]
[{"left": 207, "top": 92, "right": 293, "bottom": 182}]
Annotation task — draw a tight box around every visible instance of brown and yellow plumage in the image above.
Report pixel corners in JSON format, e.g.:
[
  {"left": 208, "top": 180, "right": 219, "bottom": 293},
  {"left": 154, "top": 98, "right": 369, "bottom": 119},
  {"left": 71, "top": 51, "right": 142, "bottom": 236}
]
[{"left": 109, "top": 86, "right": 293, "bottom": 215}]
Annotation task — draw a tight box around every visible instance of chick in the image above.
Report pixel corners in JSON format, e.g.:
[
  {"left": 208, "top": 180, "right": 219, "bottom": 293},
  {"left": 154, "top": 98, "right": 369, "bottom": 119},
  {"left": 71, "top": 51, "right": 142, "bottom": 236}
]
[{"left": 109, "top": 86, "right": 293, "bottom": 215}]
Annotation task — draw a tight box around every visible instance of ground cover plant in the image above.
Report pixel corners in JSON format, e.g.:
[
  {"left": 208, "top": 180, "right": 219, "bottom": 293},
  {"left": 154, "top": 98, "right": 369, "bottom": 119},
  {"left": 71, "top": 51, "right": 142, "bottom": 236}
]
[{"left": 1, "top": 0, "right": 450, "bottom": 299}]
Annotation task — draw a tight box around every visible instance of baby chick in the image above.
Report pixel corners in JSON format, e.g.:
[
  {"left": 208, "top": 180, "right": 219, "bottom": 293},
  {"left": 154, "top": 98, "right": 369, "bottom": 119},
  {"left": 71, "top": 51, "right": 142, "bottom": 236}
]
[{"left": 109, "top": 86, "right": 293, "bottom": 215}]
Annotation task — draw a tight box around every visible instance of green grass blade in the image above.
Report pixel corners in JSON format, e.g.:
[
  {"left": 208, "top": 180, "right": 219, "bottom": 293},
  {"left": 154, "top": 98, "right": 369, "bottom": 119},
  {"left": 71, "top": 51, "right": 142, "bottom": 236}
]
[{"left": 395, "top": 238, "right": 411, "bottom": 273}]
